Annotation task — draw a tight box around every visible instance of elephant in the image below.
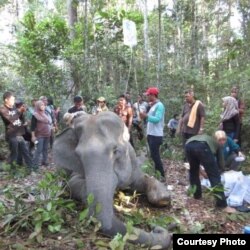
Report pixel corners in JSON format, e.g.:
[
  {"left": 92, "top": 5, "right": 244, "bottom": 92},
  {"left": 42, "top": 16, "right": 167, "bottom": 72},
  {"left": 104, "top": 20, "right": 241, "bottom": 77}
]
[{"left": 53, "top": 111, "right": 172, "bottom": 249}]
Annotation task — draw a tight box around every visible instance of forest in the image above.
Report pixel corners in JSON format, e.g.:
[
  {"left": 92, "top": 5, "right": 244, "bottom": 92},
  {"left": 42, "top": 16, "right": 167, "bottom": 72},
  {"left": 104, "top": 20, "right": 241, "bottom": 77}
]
[{"left": 0, "top": 0, "right": 250, "bottom": 249}]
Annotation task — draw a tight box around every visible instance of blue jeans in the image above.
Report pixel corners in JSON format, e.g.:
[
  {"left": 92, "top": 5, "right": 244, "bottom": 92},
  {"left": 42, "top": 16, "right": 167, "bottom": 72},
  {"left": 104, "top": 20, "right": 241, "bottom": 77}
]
[
  {"left": 185, "top": 141, "right": 227, "bottom": 208},
  {"left": 7, "top": 136, "right": 32, "bottom": 169},
  {"left": 147, "top": 135, "right": 164, "bottom": 177},
  {"left": 33, "top": 137, "right": 49, "bottom": 169}
]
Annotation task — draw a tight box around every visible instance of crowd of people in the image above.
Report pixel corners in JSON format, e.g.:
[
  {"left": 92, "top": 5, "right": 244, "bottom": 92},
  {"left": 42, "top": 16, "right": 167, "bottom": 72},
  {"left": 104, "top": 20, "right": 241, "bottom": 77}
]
[{"left": 0, "top": 86, "right": 246, "bottom": 212}]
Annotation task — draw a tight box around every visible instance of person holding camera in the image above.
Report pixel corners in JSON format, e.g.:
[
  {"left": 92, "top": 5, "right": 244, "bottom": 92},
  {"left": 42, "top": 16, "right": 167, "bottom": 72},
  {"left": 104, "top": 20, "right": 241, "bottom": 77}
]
[
  {"left": 31, "top": 100, "right": 51, "bottom": 170},
  {"left": 0, "top": 91, "right": 33, "bottom": 170}
]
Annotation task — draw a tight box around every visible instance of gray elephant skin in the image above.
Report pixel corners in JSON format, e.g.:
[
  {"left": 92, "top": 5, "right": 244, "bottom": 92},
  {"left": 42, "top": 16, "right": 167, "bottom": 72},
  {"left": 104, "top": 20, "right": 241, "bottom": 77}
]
[{"left": 53, "top": 111, "right": 172, "bottom": 249}]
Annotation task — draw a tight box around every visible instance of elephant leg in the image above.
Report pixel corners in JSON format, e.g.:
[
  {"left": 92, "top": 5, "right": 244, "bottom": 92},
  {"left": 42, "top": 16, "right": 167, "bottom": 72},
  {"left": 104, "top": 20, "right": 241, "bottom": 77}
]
[
  {"left": 131, "top": 226, "right": 172, "bottom": 249},
  {"left": 68, "top": 174, "right": 87, "bottom": 203},
  {"left": 128, "top": 143, "right": 171, "bottom": 207},
  {"left": 131, "top": 171, "right": 171, "bottom": 207}
]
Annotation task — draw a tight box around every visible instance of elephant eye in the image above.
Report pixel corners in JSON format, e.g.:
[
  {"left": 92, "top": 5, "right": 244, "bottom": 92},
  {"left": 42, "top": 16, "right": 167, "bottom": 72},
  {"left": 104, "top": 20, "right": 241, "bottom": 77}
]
[
  {"left": 113, "top": 146, "right": 119, "bottom": 154},
  {"left": 113, "top": 146, "right": 122, "bottom": 158}
]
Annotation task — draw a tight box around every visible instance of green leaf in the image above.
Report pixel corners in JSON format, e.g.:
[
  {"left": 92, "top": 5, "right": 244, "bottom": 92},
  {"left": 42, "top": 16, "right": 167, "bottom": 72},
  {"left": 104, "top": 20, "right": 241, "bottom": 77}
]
[
  {"left": 41, "top": 211, "right": 50, "bottom": 222},
  {"left": 48, "top": 224, "right": 55, "bottom": 232},
  {"left": 95, "top": 203, "right": 102, "bottom": 214},
  {"left": 87, "top": 193, "right": 94, "bottom": 205},
  {"left": 53, "top": 224, "right": 62, "bottom": 232},
  {"left": 34, "top": 221, "right": 42, "bottom": 233},
  {"left": 29, "top": 231, "right": 39, "bottom": 239},
  {"left": 46, "top": 202, "right": 52, "bottom": 211},
  {"left": 127, "top": 234, "right": 139, "bottom": 241},
  {"left": 95, "top": 240, "right": 109, "bottom": 247},
  {"left": 79, "top": 208, "right": 89, "bottom": 221}
]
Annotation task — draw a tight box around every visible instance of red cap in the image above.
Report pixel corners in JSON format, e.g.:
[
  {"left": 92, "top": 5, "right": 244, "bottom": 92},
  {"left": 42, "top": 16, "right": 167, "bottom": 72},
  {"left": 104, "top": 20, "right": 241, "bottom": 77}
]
[{"left": 145, "top": 87, "right": 159, "bottom": 96}]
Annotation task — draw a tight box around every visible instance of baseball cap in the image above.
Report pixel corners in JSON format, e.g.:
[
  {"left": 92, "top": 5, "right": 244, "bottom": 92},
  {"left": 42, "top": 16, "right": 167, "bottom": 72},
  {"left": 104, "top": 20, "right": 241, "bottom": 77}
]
[
  {"left": 73, "top": 95, "right": 83, "bottom": 103},
  {"left": 145, "top": 87, "right": 159, "bottom": 96}
]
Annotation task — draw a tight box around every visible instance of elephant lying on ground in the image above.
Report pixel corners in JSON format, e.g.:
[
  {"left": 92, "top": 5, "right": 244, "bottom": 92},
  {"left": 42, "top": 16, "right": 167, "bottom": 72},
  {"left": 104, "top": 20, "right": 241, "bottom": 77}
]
[{"left": 53, "top": 111, "right": 172, "bottom": 249}]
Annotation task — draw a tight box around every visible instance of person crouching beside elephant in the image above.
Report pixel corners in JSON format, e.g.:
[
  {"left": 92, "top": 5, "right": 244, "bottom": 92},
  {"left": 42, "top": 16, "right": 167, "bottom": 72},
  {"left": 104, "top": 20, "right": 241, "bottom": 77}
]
[
  {"left": 31, "top": 100, "right": 51, "bottom": 170},
  {"left": 215, "top": 130, "right": 245, "bottom": 171},
  {"left": 185, "top": 131, "right": 236, "bottom": 213}
]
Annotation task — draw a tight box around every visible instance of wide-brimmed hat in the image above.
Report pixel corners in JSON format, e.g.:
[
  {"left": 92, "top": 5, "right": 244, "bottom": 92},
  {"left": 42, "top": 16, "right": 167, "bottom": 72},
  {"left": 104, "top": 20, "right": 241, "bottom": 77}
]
[{"left": 97, "top": 96, "right": 106, "bottom": 102}]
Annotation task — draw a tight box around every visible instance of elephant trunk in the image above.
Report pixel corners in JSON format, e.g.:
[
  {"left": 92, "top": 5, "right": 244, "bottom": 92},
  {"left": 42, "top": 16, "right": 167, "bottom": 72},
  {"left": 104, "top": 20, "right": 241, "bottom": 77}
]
[{"left": 78, "top": 144, "right": 171, "bottom": 249}]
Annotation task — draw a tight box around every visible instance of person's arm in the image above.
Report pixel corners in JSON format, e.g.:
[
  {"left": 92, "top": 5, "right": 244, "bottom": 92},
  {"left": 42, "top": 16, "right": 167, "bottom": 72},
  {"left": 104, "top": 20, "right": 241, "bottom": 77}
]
[
  {"left": 167, "top": 119, "right": 172, "bottom": 128},
  {"left": 216, "top": 146, "right": 225, "bottom": 172},
  {"left": 0, "top": 106, "right": 22, "bottom": 124},
  {"left": 228, "top": 137, "right": 240, "bottom": 154},
  {"left": 30, "top": 115, "right": 37, "bottom": 142},
  {"left": 233, "top": 114, "right": 240, "bottom": 141},
  {"left": 113, "top": 106, "right": 119, "bottom": 115},
  {"left": 127, "top": 107, "right": 133, "bottom": 131},
  {"left": 238, "top": 99, "right": 245, "bottom": 117},
  {"left": 147, "top": 103, "right": 165, "bottom": 123},
  {"left": 198, "top": 116, "right": 205, "bottom": 134},
  {"left": 198, "top": 103, "right": 205, "bottom": 134}
]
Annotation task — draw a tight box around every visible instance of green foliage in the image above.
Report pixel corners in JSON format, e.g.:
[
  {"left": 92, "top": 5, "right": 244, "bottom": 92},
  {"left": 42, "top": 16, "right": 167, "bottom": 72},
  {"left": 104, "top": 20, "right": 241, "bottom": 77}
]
[
  {"left": 190, "top": 221, "right": 205, "bottom": 234},
  {"left": 204, "top": 184, "right": 225, "bottom": 200},
  {"left": 226, "top": 212, "right": 250, "bottom": 222},
  {"left": 0, "top": 171, "right": 76, "bottom": 242},
  {"left": 15, "top": 11, "right": 69, "bottom": 98},
  {"left": 0, "top": 0, "right": 9, "bottom": 8},
  {"left": 109, "top": 233, "right": 125, "bottom": 250},
  {"left": 109, "top": 221, "right": 137, "bottom": 250},
  {"left": 187, "top": 185, "right": 197, "bottom": 197}
]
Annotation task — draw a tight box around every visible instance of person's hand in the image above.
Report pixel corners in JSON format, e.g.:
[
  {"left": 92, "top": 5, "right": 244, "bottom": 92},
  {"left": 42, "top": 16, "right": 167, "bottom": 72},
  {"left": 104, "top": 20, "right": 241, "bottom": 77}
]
[
  {"left": 18, "top": 105, "right": 26, "bottom": 113},
  {"left": 139, "top": 111, "right": 147, "bottom": 120},
  {"left": 128, "top": 125, "right": 132, "bottom": 132},
  {"left": 54, "top": 125, "right": 59, "bottom": 133},
  {"left": 31, "top": 136, "right": 36, "bottom": 143},
  {"left": 234, "top": 139, "right": 238, "bottom": 143},
  {"left": 238, "top": 151, "right": 245, "bottom": 158},
  {"left": 198, "top": 128, "right": 204, "bottom": 134}
]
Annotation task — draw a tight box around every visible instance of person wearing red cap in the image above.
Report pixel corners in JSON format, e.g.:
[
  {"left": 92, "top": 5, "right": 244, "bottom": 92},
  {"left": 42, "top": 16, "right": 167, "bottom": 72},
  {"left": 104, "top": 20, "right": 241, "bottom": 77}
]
[{"left": 140, "top": 87, "right": 166, "bottom": 181}]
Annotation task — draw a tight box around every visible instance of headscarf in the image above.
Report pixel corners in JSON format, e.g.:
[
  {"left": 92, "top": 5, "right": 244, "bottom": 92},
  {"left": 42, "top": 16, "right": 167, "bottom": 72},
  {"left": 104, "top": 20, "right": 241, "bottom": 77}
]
[
  {"left": 33, "top": 100, "right": 49, "bottom": 123},
  {"left": 221, "top": 96, "right": 239, "bottom": 121}
]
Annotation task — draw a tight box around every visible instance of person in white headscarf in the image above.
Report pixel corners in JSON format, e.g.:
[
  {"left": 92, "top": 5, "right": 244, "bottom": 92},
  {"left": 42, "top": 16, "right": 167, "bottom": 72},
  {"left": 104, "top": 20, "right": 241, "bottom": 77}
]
[{"left": 220, "top": 96, "right": 240, "bottom": 142}]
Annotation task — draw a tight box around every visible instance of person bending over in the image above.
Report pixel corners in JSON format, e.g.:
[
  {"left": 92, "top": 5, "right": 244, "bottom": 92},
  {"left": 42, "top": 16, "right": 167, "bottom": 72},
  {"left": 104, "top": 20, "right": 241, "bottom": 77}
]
[{"left": 185, "top": 131, "right": 236, "bottom": 213}]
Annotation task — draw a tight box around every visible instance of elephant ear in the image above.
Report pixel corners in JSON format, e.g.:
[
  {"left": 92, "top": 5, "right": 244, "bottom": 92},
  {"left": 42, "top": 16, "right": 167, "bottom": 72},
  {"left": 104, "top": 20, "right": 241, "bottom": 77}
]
[{"left": 53, "top": 128, "right": 83, "bottom": 175}]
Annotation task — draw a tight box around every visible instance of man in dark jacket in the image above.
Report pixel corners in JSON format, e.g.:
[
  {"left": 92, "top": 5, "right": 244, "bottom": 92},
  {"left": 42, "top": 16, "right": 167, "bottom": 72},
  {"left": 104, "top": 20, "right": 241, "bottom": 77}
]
[{"left": 0, "top": 91, "right": 32, "bottom": 170}]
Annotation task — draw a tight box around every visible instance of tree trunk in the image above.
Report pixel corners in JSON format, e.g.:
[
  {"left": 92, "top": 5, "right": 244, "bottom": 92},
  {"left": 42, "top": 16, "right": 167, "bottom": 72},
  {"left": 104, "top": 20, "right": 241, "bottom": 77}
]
[
  {"left": 157, "top": 0, "right": 162, "bottom": 87},
  {"left": 67, "top": 0, "right": 78, "bottom": 39},
  {"left": 201, "top": 1, "right": 209, "bottom": 77},
  {"left": 143, "top": 0, "right": 149, "bottom": 85},
  {"left": 190, "top": 0, "right": 198, "bottom": 69}
]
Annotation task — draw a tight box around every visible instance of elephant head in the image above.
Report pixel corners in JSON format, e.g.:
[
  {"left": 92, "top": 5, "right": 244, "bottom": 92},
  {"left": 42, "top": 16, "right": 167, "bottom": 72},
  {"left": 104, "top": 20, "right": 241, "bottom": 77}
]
[{"left": 53, "top": 111, "right": 172, "bottom": 249}]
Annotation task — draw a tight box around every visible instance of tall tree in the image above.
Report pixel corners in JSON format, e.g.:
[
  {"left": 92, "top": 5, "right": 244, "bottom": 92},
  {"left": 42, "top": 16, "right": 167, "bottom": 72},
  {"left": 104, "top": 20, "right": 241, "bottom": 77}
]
[
  {"left": 157, "top": 0, "right": 162, "bottom": 87},
  {"left": 142, "top": 0, "right": 149, "bottom": 83},
  {"left": 67, "top": 0, "right": 78, "bottom": 39}
]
